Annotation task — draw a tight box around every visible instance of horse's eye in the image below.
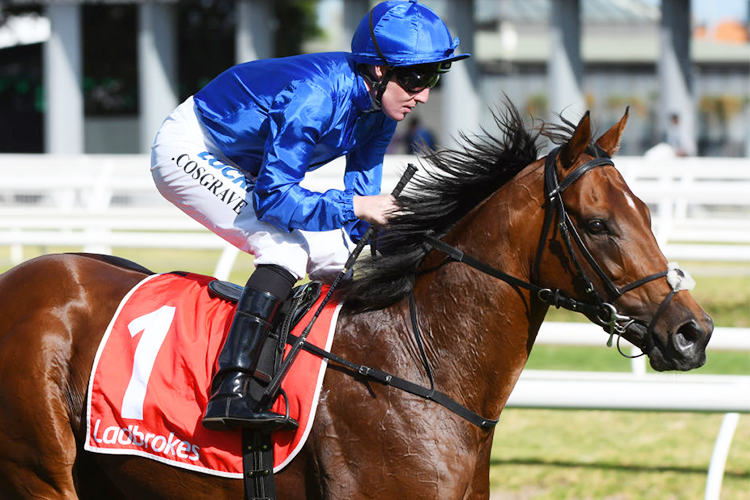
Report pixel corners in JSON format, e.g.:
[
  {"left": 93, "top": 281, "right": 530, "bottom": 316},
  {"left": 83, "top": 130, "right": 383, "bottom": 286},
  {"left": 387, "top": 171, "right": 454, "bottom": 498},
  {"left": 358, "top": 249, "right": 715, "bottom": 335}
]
[{"left": 587, "top": 219, "right": 608, "bottom": 235}]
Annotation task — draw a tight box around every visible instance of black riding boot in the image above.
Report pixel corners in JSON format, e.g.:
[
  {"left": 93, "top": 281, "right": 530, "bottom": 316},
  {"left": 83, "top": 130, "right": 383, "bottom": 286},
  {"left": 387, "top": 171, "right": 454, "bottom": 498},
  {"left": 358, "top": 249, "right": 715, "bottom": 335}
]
[{"left": 202, "top": 265, "right": 296, "bottom": 431}]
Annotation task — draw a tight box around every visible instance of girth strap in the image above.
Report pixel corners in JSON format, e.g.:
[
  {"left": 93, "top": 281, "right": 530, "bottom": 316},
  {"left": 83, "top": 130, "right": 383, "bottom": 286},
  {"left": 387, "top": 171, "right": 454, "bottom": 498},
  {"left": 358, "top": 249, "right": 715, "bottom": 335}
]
[{"left": 242, "top": 429, "right": 276, "bottom": 500}]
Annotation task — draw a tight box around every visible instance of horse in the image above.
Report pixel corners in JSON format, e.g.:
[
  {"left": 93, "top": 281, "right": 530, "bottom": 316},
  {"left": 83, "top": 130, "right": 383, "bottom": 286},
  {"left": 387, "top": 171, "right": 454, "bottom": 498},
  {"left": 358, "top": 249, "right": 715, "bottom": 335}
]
[{"left": 0, "top": 105, "right": 712, "bottom": 499}]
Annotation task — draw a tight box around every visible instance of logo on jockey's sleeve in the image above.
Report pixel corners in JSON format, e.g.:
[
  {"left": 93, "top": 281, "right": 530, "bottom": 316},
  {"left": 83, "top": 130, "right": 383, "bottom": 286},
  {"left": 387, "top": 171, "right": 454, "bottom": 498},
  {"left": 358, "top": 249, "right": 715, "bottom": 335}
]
[{"left": 174, "top": 153, "right": 252, "bottom": 214}]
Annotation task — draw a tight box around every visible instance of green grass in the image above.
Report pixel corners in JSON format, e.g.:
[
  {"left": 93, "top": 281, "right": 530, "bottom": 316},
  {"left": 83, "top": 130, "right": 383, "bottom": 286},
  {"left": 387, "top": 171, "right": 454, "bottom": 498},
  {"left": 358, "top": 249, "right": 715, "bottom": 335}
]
[
  {"left": 498, "top": 342, "right": 749, "bottom": 499},
  {"left": 490, "top": 410, "right": 750, "bottom": 500},
  {"left": 2, "top": 247, "right": 749, "bottom": 499}
]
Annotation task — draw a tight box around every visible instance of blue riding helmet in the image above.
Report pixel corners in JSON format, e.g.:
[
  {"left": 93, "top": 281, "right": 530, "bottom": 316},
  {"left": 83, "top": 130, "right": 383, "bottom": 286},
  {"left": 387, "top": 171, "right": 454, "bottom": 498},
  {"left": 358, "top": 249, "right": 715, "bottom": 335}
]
[{"left": 351, "top": 0, "right": 470, "bottom": 68}]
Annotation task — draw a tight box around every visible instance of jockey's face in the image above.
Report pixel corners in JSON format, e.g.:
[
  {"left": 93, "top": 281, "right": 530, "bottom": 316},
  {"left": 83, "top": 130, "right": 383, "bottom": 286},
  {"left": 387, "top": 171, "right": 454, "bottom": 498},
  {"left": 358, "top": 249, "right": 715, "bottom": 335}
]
[{"left": 372, "top": 65, "right": 430, "bottom": 122}]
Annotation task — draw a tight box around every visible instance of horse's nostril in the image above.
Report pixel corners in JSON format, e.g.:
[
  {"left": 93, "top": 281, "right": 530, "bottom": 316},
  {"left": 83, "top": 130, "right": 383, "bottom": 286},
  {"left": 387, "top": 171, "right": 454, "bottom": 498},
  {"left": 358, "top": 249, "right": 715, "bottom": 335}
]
[{"left": 673, "top": 321, "right": 702, "bottom": 352}]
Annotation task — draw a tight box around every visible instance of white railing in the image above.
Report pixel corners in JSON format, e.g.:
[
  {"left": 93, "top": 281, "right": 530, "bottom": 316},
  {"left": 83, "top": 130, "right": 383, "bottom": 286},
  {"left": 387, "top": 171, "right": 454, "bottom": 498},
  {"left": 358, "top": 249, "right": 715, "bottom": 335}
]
[
  {"left": 1, "top": 154, "right": 748, "bottom": 278},
  {"left": 0, "top": 154, "right": 241, "bottom": 278},
  {"left": 613, "top": 156, "right": 750, "bottom": 263},
  {"left": 0, "top": 153, "right": 747, "bottom": 500}
]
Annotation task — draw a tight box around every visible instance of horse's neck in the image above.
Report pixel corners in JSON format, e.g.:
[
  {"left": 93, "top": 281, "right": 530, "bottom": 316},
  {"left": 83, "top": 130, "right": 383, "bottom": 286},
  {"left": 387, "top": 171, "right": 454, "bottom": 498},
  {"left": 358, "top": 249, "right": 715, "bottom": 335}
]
[
  {"left": 411, "top": 165, "right": 549, "bottom": 420},
  {"left": 411, "top": 275, "right": 546, "bottom": 421}
]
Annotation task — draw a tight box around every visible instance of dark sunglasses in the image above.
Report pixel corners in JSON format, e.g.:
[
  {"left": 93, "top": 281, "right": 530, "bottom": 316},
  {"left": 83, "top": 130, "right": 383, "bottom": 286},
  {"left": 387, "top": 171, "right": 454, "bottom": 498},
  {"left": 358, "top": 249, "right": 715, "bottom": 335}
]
[{"left": 392, "top": 62, "right": 452, "bottom": 94}]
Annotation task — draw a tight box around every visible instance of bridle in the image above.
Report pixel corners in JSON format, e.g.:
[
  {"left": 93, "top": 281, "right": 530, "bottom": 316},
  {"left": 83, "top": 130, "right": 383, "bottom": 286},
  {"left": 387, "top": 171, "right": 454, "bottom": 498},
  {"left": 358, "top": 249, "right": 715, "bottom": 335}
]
[{"left": 424, "top": 147, "right": 686, "bottom": 355}]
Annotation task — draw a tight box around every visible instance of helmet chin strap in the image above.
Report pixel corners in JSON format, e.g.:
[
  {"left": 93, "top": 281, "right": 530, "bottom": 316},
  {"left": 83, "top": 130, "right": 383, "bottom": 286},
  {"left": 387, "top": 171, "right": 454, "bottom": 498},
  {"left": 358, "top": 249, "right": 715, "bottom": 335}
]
[
  {"left": 358, "top": 64, "right": 390, "bottom": 111},
  {"left": 373, "top": 68, "right": 393, "bottom": 106}
]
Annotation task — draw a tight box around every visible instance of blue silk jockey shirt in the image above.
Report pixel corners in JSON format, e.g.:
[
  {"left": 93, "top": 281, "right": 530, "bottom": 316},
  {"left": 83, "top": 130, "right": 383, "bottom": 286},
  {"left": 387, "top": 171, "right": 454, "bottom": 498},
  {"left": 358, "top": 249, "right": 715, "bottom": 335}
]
[{"left": 193, "top": 52, "right": 397, "bottom": 242}]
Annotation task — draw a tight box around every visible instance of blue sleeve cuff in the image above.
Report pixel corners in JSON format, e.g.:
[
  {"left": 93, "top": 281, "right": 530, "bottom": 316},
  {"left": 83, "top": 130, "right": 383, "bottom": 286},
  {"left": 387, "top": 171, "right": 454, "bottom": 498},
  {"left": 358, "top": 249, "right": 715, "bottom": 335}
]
[
  {"left": 341, "top": 189, "right": 357, "bottom": 225},
  {"left": 346, "top": 219, "right": 370, "bottom": 242}
]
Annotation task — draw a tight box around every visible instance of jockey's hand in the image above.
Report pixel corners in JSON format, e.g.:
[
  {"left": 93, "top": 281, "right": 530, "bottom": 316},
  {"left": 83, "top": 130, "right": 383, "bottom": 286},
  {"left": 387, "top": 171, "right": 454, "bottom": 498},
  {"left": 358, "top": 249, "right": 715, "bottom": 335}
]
[{"left": 353, "top": 194, "right": 399, "bottom": 227}]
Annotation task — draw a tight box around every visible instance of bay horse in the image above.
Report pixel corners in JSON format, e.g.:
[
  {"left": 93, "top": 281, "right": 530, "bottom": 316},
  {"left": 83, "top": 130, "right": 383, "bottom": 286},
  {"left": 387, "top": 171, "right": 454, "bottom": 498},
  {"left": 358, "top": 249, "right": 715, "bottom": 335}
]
[{"left": 0, "top": 106, "right": 712, "bottom": 499}]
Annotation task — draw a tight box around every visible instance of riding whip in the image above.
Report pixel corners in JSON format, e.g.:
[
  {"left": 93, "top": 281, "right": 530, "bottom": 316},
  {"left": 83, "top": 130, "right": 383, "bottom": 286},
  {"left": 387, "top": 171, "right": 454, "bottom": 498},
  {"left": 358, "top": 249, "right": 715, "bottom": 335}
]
[{"left": 261, "top": 163, "right": 418, "bottom": 405}]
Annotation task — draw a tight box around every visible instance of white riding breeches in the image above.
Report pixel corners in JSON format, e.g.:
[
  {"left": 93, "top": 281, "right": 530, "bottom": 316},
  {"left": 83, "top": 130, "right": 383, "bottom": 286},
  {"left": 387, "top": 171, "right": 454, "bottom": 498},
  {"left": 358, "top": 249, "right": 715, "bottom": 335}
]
[{"left": 150, "top": 97, "right": 354, "bottom": 281}]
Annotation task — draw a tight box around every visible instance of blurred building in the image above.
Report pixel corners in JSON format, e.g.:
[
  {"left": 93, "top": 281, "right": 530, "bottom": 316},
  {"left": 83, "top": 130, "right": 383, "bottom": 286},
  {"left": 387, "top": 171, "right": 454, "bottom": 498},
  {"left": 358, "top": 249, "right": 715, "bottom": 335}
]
[
  {"left": 0, "top": 0, "right": 748, "bottom": 156},
  {"left": 469, "top": 0, "right": 750, "bottom": 155}
]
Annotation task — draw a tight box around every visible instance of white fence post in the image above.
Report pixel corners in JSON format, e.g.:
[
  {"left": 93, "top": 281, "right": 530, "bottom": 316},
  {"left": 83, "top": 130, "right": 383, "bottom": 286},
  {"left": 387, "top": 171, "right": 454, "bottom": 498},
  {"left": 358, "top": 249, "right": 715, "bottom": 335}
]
[{"left": 704, "top": 412, "right": 741, "bottom": 500}]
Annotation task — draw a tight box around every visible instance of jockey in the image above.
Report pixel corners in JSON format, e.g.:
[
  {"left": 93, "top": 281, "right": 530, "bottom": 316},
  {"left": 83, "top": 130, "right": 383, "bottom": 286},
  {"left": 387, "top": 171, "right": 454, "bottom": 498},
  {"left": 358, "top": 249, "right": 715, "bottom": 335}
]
[{"left": 150, "top": 0, "right": 469, "bottom": 431}]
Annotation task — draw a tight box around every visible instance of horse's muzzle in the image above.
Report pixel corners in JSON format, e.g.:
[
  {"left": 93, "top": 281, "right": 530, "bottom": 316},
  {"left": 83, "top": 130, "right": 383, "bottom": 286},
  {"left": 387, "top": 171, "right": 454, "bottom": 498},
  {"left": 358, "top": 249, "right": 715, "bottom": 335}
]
[{"left": 645, "top": 314, "right": 714, "bottom": 371}]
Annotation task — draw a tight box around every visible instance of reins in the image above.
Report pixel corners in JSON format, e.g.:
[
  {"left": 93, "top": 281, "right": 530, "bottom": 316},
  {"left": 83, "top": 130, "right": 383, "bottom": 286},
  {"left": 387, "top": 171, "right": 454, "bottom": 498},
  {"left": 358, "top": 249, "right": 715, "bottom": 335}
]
[
  {"left": 268, "top": 165, "right": 500, "bottom": 430},
  {"left": 281, "top": 149, "right": 687, "bottom": 432}
]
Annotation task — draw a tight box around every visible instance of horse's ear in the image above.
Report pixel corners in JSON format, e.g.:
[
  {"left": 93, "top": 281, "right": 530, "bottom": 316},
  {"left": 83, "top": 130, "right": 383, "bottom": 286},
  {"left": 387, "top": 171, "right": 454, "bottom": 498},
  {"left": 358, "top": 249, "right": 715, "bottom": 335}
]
[
  {"left": 595, "top": 106, "right": 630, "bottom": 156},
  {"left": 560, "top": 111, "right": 591, "bottom": 170}
]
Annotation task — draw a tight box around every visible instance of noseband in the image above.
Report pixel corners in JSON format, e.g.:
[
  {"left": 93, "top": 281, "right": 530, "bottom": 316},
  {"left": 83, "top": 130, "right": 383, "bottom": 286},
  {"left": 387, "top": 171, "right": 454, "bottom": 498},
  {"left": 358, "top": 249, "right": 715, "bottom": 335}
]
[{"left": 424, "top": 148, "right": 686, "bottom": 355}]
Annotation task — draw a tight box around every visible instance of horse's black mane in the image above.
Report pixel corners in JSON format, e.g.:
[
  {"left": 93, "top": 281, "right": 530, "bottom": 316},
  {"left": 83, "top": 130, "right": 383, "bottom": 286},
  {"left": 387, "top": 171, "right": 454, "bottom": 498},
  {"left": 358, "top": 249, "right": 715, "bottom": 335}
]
[{"left": 337, "top": 102, "right": 588, "bottom": 312}]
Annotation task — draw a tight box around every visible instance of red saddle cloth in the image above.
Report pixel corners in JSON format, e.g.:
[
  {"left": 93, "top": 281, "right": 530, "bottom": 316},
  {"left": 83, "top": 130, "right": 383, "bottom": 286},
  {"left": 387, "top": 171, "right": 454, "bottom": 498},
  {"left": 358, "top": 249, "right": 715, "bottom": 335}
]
[{"left": 84, "top": 272, "right": 341, "bottom": 478}]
